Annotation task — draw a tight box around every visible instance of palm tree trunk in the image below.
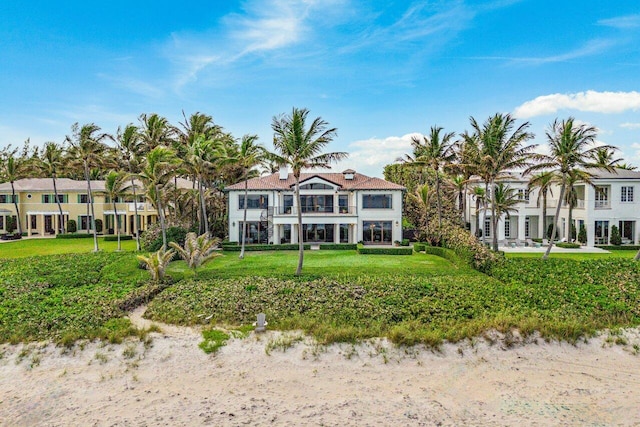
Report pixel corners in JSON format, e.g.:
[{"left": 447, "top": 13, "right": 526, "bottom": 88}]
[
  {"left": 10, "top": 182, "right": 22, "bottom": 235},
  {"left": 131, "top": 176, "right": 141, "bottom": 251},
  {"left": 113, "top": 200, "right": 121, "bottom": 251},
  {"left": 435, "top": 174, "right": 442, "bottom": 228},
  {"left": 568, "top": 206, "right": 573, "bottom": 243},
  {"left": 199, "top": 179, "right": 209, "bottom": 236},
  {"left": 475, "top": 199, "right": 481, "bottom": 239},
  {"left": 85, "top": 164, "right": 99, "bottom": 252},
  {"left": 53, "top": 176, "right": 65, "bottom": 234},
  {"left": 295, "top": 174, "right": 304, "bottom": 276},
  {"left": 542, "top": 191, "right": 547, "bottom": 241},
  {"left": 543, "top": 184, "right": 566, "bottom": 260},
  {"left": 482, "top": 183, "right": 489, "bottom": 244},
  {"left": 239, "top": 179, "right": 248, "bottom": 259},
  {"left": 491, "top": 181, "right": 499, "bottom": 251},
  {"left": 634, "top": 248, "right": 640, "bottom": 261},
  {"left": 157, "top": 185, "right": 167, "bottom": 251}
]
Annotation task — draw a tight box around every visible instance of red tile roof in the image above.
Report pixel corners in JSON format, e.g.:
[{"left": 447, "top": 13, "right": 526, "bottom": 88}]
[{"left": 225, "top": 172, "right": 405, "bottom": 191}]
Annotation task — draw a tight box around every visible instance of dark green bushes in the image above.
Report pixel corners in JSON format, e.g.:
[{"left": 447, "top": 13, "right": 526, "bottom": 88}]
[
  {"left": 556, "top": 242, "right": 580, "bottom": 249},
  {"left": 319, "top": 243, "right": 357, "bottom": 250},
  {"left": 222, "top": 243, "right": 311, "bottom": 251},
  {"left": 357, "top": 246, "right": 413, "bottom": 255},
  {"left": 56, "top": 233, "right": 94, "bottom": 239},
  {"left": 67, "top": 219, "right": 77, "bottom": 233},
  {"left": 104, "top": 235, "right": 134, "bottom": 242}
]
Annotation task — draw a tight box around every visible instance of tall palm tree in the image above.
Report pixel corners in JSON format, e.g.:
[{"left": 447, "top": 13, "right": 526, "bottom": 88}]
[
  {"left": 271, "top": 107, "right": 347, "bottom": 276},
  {"left": 410, "top": 183, "right": 432, "bottom": 232},
  {"left": 103, "top": 170, "right": 130, "bottom": 251},
  {"left": 404, "top": 126, "right": 455, "bottom": 227},
  {"left": 592, "top": 146, "right": 623, "bottom": 168},
  {"left": 0, "top": 154, "right": 27, "bottom": 235},
  {"left": 116, "top": 124, "right": 143, "bottom": 250},
  {"left": 38, "top": 142, "right": 67, "bottom": 234},
  {"left": 66, "top": 123, "right": 111, "bottom": 252},
  {"left": 470, "top": 186, "right": 486, "bottom": 240},
  {"left": 450, "top": 174, "right": 466, "bottom": 221},
  {"left": 138, "top": 113, "right": 176, "bottom": 154},
  {"left": 528, "top": 171, "right": 555, "bottom": 242},
  {"left": 185, "top": 135, "right": 217, "bottom": 236},
  {"left": 138, "top": 147, "right": 179, "bottom": 251},
  {"left": 467, "top": 114, "right": 536, "bottom": 251},
  {"left": 526, "top": 118, "right": 608, "bottom": 259},
  {"left": 493, "top": 183, "right": 520, "bottom": 240},
  {"left": 222, "top": 134, "right": 266, "bottom": 259}
]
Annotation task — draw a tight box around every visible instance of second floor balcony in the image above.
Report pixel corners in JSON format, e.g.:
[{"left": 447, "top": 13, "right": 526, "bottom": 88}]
[{"left": 275, "top": 205, "right": 357, "bottom": 215}]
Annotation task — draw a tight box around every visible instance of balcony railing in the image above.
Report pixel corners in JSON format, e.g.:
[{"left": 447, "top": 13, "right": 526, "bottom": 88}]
[
  {"left": 276, "top": 205, "right": 356, "bottom": 215},
  {"left": 575, "top": 199, "right": 585, "bottom": 209},
  {"left": 594, "top": 200, "right": 610, "bottom": 209}
]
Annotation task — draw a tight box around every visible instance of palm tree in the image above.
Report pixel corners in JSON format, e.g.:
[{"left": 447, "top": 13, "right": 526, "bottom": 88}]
[
  {"left": 38, "top": 142, "right": 67, "bottom": 234},
  {"left": 137, "top": 249, "right": 175, "bottom": 282},
  {"left": 592, "top": 146, "right": 623, "bottom": 168},
  {"left": 526, "top": 118, "right": 608, "bottom": 259},
  {"left": 467, "top": 114, "right": 536, "bottom": 251},
  {"left": 271, "top": 107, "right": 347, "bottom": 276},
  {"left": 66, "top": 123, "right": 111, "bottom": 252},
  {"left": 410, "top": 183, "right": 432, "bottom": 232},
  {"left": 103, "top": 170, "right": 130, "bottom": 251},
  {"left": 116, "top": 124, "right": 143, "bottom": 250},
  {"left": 528, "top": 171, "right": 555, "bottom": 242},
  {"left": 138, "top": 113, "right": 176, "bottom": 153},
  {"left": 617, "top": 163, "right": 637, "bottom": 171},
  {"left": 169, "top": 232, "right": 221, "bottom": 274},
  {"left": 404, "top": 126, "right": 455, "bottom": 227},
  {"left": 493, "top": 183, "right": 520, "bottom": 240},
  {"left": 184, "top": 135, "right": 217, "bottom": 236},
  {"left": 138, "top": 147, "right": 179, "bottom": 251},
  {"left": 224, "top": 135, "right": 266, "bottom": 259},
  {"left": 470, "top": 186, "right": 486, "bottom": 240},
  {"left": 450, "top": 174, "right": 466, "bottom": 221},
  {"left": 0, "top": 154, "right": 27, "bottom": 235}
]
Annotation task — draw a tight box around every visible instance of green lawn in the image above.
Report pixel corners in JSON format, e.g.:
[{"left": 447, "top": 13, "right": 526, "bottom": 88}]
[
  {"left": 0, "top": 236, "right": 137, "bottom": 258},
  {"left": 505, "top": 249, "right": 637, "bottom": 260}
]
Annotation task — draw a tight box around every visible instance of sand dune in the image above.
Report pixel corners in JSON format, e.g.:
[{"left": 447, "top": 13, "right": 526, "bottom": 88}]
[{"left": 1, "top": 311, "right": 639, "bottom": 426}]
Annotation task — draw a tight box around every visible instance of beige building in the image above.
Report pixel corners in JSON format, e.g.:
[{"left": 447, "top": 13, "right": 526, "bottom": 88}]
[{"left": 0, "top": 178, "right": 189, "bottom": 237}]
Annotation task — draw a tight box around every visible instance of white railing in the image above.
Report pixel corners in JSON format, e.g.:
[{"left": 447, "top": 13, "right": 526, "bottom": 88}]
[{"left": 594, "top": 200, "right": 610, "bottom": 209}]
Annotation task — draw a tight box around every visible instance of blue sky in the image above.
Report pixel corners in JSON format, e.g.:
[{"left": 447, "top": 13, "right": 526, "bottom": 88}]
[{"left": 1, "top": 0, "right": 639, "bottom": 177}]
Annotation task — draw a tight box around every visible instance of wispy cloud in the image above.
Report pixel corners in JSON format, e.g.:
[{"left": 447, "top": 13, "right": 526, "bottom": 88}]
[
  {"left": 620, "top": 122, "right": 640, "bottom": 129},
  {"left": 513, "top": 90, "right": 640, "bottom": 119},
  {"left": 334, "top": 133, "right": 419, "bottom": 177},
  {"left": 598, "top": 14, "right": 640, "bottom": 29},
  {"left": 97, "top": 73, "right": 165, "bottom": 99}
]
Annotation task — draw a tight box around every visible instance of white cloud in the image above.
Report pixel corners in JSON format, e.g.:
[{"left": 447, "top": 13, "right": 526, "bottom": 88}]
[
  {"left": 332, "top": 133, "right": 419, "bottom": 177},
  {"left": 620, "top": 122, "right": 640, "bottom": 129},
  {"left": 598, "top": 14, "right": 640, "bottom": 29},
  {"left": 513, "top": 90, "right": 640, "bottom": 119}
]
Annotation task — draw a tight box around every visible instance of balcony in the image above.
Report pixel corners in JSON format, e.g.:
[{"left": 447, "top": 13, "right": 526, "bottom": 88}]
[
  {"left": 276, "top": 206, "right": 357, "bottom": 215},
  {"left": 594, "top": 200, "right": 610, "bottom": 209}
]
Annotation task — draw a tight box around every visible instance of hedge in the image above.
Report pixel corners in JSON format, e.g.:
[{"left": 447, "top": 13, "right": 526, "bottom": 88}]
[
  {"left": 319, "top": 243, "right": 357, "bottom": 250},
  {"left": 555, "top": 242, "right": 580, "bottom": 249},
  {"left": 103, "top": 235, "right": 133, "bottom": 242},
  {"left": 424, "top": 246, "right": 465, "bottom": 264},
  {"left": 56, "top": 233, "right": 94, "bottom": 239},
  {"left": 222, "top": 243, "right": 311, "bottom": 252},
  {"left": 357, "top": 246, "right": 413, "bottom": 255},
  {"left": 595, "top": 245, "right": 640, "bottom": 251},
  {"left": 413, "top": 242, "right": 426, "bottom": 252}
]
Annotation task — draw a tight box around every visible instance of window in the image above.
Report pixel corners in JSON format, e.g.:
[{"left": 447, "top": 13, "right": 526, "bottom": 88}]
[
  {"left": 78, "top": 194, "right": 89, "bottom": 204},
  {"left": 621, "top": 186, "right": 634, "bottom": 203},
  {"left": 340, "top": 224, "right": 349, "bottom": 243},
  {"left": 524, "top": 216, "right": 530, "bottom": 238},
  {"left": 0, "top": 216, "right": 3, "bottom": 229},
  {"left": 517, "top": 189, "right": 530, "bottom": 201},
  {"left": 42, "top": 194, "right": 67, "bottom": 203},
  {"left": 299, "top": 183, "right": 333, "bottom": 190},
  {"left": 0, "top": 195, "right": 17, "bottom": 203},
  {"left": 300, "top": 195, "right": 333, "bottom": 213},
  {"left": 79, "top": 215, "right": 93, "bottom": 231},
  {"left": 238, "top": 221, "right": 268, "bottom": 243},
  {"left": 238, "top": 194, "right": 268, "bottom": 209},
  {"left": 595, "top": 220, "right": 609, "bottom": 244},
  {"left": 338, "top": 195, "right": 349, "bottom": 213},
  {"left": 595, "top": 187, "right": 609, "bottom": 208},
  {"left": 484, "top": 218, "right": 491, "bottom": 238},
  {"left": 362, "top": 194, "right": 392, "bottom": 209},
  {"left": 504, "top": 219, "right": 511, "bottom": 238},
  {"left": 282, "top": 195, "right": 293, "bottom": 214},
  {"left": 619, "top": 221, "right": 635, "bottom": 242},
  {"left": 303, "top": 224, "right": 335, "bottom": 242},
  {"left": 362, "top": 221, "right": 392, "bottom": 243}
]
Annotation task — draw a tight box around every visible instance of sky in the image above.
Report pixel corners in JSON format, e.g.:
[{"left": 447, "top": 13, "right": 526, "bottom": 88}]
[{"left": 1, "top": 0, "right": 639, "bottom": 177}]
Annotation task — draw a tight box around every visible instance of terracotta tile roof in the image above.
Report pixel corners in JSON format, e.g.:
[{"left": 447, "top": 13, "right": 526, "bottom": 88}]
[{"left": 225, "top": 172, "right": 405, "bottom": 191}]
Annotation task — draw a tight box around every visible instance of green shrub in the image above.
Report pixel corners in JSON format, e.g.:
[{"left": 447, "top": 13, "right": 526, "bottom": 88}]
[
  {"left": 357, "top": 247, "right": 413, "bottom": 255},
  {"left": 401, "top": 238, "right": 410, "bottom": 246},
  {"left": 578, "top": 224, "right": 587, "bottom": 244},
  {"left": 56, "top": 233, "right": 94, "bottom": 239},
  {"left": 532, "top": 238, "right": 543, "bottom": 243},
  {"left": 595, "top": 245, "right": 640, "bottom": 250},
  {"left": 413, "top": 243, "right": 425, "bottom": 252},
  {"left": 66, "top": 219, "right": 77, "bottom": 233},
  {"left": 319, "top": 243, "right": 357, "bottom": 250},
  {"left": 6, "top": 216, "right": 16, "bottom": 234},
  {"left": 103, "top": 235, "right": 133, "bottom": 242},
  {"left": 95, "top": 219, "right": 103, "bottom": 234},
  {"left": 141, "top": 223, "right": 189, "bottom": 252},
  {"left": 610, "top": 225, "right": 622, "bottom": 246},
  {"left": 555, "top": 242, "right": 580, "bottom": 249},
  {"left": 222, "top": 243, "right": 311, "bottom": 251}
]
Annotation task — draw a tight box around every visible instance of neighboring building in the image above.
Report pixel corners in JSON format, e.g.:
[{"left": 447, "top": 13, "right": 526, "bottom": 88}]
[
  {"left": 465, "top": 168, "right": 640, "bottom": 246},
  {"left": 0, "top": 178, "right": 191, "bottom": 236},
  {"left": 225, "top": 169, "right": 405, "bottom": 245}
]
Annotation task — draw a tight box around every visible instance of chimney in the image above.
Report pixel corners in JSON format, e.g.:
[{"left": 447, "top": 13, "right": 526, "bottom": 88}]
[
  {"left": 342, "top": 169, "right": 355, "bottom": 180},
  {"left": 279, "top": 165, "right": 288, "bottom": 180}
]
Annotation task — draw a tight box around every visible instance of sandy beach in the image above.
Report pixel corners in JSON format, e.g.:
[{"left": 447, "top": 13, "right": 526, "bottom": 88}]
[{"left": 1, "top": 307, "right": 639, "bottom": 426}]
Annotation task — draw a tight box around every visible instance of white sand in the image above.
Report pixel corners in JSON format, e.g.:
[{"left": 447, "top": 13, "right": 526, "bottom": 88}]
[{"left": 1, "top": 307, "right": 640, "bottom": 426}]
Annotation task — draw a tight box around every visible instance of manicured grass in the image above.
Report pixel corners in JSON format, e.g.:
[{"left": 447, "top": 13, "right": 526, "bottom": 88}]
[
  {"left": 505, "top": 250, "right": 636, "bottom": 260},
  {"left": 0, "top": 236, "right": 137, "bottom": 258}
]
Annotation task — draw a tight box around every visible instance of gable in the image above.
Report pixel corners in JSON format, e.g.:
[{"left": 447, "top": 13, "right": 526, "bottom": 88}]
[{"left": 293, "top": 175, "right": 341, "bottom": 190}]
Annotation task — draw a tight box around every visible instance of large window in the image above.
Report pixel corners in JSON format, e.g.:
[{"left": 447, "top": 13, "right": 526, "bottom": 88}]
[
  {"left": 595, "top": 187, "right": 609, "bottom": 208},
  {"left": 238, "top": 221, "right": 268, "bottom": 243},
  {"left": 362, "top": 194, "right": 392, "bottom": 209},
  {"left": 338, "top": 195, "right": 349, "bottom": 213},
  {"left": 595, "top": 220, "right": 609, "bottom": 244},
  {"left": 619, "top": 221, "right": 635, "bottom": 242},
  {"left": 79, "top": 215, "right": 93, "bottom": 231},
  {"left": 362, "top": 221, "right": 392, "bottom": 244},
  {"left": 299, "top": 183, "right": 333, "bottom": 190},
  {"left": 504, "top": 219, "right": 511, "bottom": 238},
  {"left": 340, "top": 224, "right": 349, "bottom": 243},
  {"left": 303, "top": 224, "right": 335, "bottom": 242},
  {"left": 300, "top": 195, "right": 333, "bottom": 213},
  {"left": 621, "top": 186, "right": 634, "bottom": 203},
  {"left": 238, "top": 194, "right": 268, "bottom": 209}
]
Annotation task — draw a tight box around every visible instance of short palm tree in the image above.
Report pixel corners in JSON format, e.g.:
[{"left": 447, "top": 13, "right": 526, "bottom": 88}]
[
  {"left": 38, "top": 142, "right": 67, "bottom": 234},
  {"left": 169, "top": 232, "right": 221, "bottom": 274},
  {"left": 271, "top": 107, "right": 347, "bottom": 276},
  {"left": 104, "top": 170, "right": 131, "bottom": 251},
  {"left": 137, "top": 249, "right": 175, "bottom": 282},
  {"left": 138, "top": 147, "right": 179, "bottom": 251},
  {"left": 410, "top": 183, "right": 432, "bottom": 232},
  {"left": 66, "top": 123, "right": 112, "bottom": 252},
  {"left": 526, "top": 117, "right": 610, "bottom": 259}
]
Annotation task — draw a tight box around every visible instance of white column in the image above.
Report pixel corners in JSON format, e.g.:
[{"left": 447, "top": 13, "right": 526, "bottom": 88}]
[
  {"left": 27, "top": 214, "right": 32, "bottom": 236},
  {"left": 587, "top": 222, "right": 594, "bottom": 247},
  {"left": 518, "top": 214, "right": 526, "bottom": 241}
]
